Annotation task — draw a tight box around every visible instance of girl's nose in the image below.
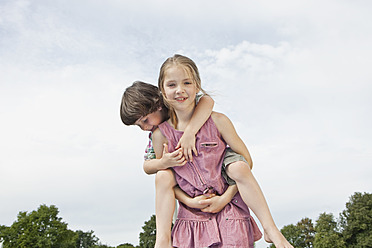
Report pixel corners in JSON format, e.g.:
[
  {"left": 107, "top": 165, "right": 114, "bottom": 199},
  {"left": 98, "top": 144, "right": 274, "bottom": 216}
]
[{"left": 176, "top": 85, "right": 185, "bottom": 93}]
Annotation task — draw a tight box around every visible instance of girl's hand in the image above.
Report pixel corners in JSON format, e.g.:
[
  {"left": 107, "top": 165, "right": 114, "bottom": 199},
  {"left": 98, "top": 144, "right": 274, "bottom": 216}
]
[
  {"left": 175, "top": 132, "right": 198, "bottom": 162},
  {"left": 160, "top": 143, "right": 187, "bottom": 168},
  {"left": 200, "top": 195, "right": 228, "bottom": 213}
]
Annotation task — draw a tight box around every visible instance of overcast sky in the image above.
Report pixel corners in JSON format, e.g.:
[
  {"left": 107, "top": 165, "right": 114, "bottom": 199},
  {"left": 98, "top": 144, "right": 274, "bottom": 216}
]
[{"left": 1, "top": 0, "right": 371, "bottom": 247}]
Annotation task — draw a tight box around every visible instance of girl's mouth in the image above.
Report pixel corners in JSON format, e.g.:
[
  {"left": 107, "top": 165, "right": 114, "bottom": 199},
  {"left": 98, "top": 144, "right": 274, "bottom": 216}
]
[{"left": 175, "top": 97, "right": 188, "bottom": 102}]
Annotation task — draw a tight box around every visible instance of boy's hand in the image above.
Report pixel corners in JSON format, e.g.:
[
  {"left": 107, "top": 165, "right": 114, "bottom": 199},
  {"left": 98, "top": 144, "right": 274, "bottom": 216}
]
[
  {"left": 161, "top": 143, "right": 187, "bottom": 168},
  {"left": 187, "top": 194, "right": 213, "bottom": 209},
  {"left": 176, "top": 132, "right": 198, "bottom": 162},
  {"left": 200, "top": 195, "right": 228, "bottom": 213}
]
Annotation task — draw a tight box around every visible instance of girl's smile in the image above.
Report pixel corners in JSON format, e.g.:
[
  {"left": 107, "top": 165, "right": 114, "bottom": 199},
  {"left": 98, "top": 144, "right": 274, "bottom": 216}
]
[
  {"left": 163, "top": 66, "right": 198, "bottom": 110},
  {"left": 175, "top": 97, "right": 188, "bottom": 102}
]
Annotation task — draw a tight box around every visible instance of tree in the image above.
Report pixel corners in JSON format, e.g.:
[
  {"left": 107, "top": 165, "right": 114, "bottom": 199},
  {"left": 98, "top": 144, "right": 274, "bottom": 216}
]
[
  {"left": 116, "top": 243, "right": 137, "bottom": 248},
  {"left": 296, "top": 217, "right": 315, "bottom": 248},
  {"left": 277, "top": 224, "right": 302, "bottom": 247},
  {"left": 139, "top": 215, "right": 156, "bottom": 248},
  {"left": 340, "top": 192, "right": 372, "bottom": 247},
  {"left": 75, "top": 230, "right": 99, "bottom": 248},
  {"left": 94, "top": 244, "right": 114, "bottom": 248},
  {"left": 0, "top": 204, "right": 77, "bottom": 248},
  {"left": 313, "top": 212, "right": 345, "bottom": 248},
  {"left": 270, "top": 217, "right": 314, "bottom": 248}
]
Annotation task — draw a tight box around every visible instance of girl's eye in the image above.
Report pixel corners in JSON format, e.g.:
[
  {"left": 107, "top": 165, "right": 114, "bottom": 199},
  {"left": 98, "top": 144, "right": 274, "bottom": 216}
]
[
  {"left": 185, "top": 81, "right": 192, "bottom": 85},
  {"left": 167, "top": 83, "right": 175, "bottom": 87},
  {"left": 143, "top": 118, "right": 148, "bottom": 123}
]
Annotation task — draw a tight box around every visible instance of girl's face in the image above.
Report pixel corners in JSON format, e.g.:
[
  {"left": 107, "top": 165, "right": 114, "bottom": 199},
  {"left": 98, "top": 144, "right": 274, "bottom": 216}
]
[
  {"left": 134, "top": 108, "right": 164, "bottom": 131},
  {"left": 163, "top": 65, "right": 199, "bottom": 112}
]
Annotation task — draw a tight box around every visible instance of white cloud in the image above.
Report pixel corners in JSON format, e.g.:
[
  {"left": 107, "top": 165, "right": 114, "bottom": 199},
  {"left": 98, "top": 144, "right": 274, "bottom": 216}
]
[{"left": 1, "top": 0, "right": 371, "bottom": 247}]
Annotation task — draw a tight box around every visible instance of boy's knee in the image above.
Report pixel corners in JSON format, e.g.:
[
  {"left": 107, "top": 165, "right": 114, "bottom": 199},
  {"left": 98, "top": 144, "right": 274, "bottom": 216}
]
[
  {"left": 226, "top": 161, "right": 252, "bottom": 182},
  {"left": 155, "top": 169, "right": 176, "bottom": 188}
]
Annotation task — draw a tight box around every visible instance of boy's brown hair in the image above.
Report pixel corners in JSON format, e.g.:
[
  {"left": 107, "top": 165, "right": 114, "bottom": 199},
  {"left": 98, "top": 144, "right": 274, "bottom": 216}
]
[{"left": 120, "top": 81, "right": 167, "bottom": 125}]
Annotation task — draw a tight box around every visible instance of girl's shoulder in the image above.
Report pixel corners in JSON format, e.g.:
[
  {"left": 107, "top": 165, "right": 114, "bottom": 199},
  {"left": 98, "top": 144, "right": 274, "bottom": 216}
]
[
  {"left": 210, "top": 111, "right": 233, "bottom": 131},
  {"left": 211, "top": 111, "right": 229, "bottom": 123}
]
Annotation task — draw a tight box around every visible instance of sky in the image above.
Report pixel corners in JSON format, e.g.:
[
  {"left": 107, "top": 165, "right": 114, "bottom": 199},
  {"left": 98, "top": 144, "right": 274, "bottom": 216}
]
[{"left": 0, "top": 0, "right": 371, "bottom": 247}]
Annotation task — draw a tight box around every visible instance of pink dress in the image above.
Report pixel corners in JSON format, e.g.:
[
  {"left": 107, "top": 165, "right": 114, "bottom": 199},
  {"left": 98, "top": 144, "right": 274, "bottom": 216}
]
[{"left": 158, "top": 117, "right": 262, "bottom": 248}]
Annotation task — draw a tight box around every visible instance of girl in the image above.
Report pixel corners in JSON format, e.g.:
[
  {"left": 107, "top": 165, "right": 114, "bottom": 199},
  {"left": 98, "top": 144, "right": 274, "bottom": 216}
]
[
  {"left": 120, "top": 81, "right": 241, "bottom": 247},
  {"left": 152, "top": 54, "right": 293, "bottom": 248}
]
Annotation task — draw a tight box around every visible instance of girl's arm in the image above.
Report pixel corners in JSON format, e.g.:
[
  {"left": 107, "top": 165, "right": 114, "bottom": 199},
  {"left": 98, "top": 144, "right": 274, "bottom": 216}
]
[
  {"left": 211, "top": 112, "right": 253, "bottom": 169},
  {"left": 176, "top": 95, "right": 214, "bottom": 162},
  {"left": 144, "top": 129, "right": 186, "bottom": 174}
]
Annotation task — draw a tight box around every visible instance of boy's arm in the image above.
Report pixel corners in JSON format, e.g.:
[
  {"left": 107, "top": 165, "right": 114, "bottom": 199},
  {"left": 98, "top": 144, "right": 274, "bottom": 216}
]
[
  {"left": 211, "top": 112, "right": 253, "bottom": 169},
  {"left": 176, "top": 95, "right": 214, "bottom": 162},
  {"left": 143, "top": 159, "right": 167, "bottom": 175},
  {"left": 174, "top": 186, "right": 213, "bottom": 210},
  {"left": 199, "top": 185, "right": 238, "bottom": 213},
  {"left": 176, "top": 184, "right": 238, "bottom": 212},
  {"left": 175, "top": 184, "right": 238, "bottom": 212},
  {"left": 146, "top": 128, "right": 186, "bottom": 175},
  {"left": 174, "top": 186, "right": 203, "bottom": 208}
]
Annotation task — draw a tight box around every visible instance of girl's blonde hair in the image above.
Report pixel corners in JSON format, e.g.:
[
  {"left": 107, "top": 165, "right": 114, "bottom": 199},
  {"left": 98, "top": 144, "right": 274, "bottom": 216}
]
[{"left": 158, "top": 54, "right": 206, "bottom": 128}]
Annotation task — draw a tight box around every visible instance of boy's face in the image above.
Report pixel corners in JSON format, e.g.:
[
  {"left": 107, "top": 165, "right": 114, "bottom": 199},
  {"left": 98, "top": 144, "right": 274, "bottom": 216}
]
[{"left": 134, "top": 108, "right": 164, "bottom": 131}]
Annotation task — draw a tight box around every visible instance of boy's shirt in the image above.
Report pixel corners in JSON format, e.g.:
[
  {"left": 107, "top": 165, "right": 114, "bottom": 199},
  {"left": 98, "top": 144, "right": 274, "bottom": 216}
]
[
  {"left": 143, "top": 92, "right": 203, "bottom": 161},
  {"left": 144, "top": 132, "right": 156, "bottom": 160}
]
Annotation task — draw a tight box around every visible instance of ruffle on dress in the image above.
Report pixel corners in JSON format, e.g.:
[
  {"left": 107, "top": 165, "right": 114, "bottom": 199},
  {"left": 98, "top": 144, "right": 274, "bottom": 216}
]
[
  {"left": 172, "top": 217, "right": 221, "bottom": 248},
  {"left": 214, "top": 216, "right": 262, "bottom": 248},
  {"left": 172, "top": 215, "right": 262, "bottom": 248}
]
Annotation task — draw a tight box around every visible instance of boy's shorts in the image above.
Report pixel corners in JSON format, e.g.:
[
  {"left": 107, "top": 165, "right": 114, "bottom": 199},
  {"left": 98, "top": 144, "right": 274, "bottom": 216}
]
[{"left": 222, "top": 147, "right": 248, "bottom": 185}]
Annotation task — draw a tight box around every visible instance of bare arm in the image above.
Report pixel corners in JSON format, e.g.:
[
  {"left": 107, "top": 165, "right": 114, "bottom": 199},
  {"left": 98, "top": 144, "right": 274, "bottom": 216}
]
[
  {"left": 145, "top": 128, "right": 186, "bottom": 175},
  {"left": 176, "top": 95, "right": 214, "bottom": 162},
  {"left": 211, "top": 112, "right": 253, "bottom": 169},
  {"left": 175, "top": 183, "right": 238, "bottom": 212},
  {"left": 174, "top": 186, "right": 208, "bottom": 209},
  {"left": 143, "top": 159, "right": 168, "bottom": 175},
  {"left": 183, "top": 94, "right": 214, "bottom": 135},
  {"left": 200, "top": 185, "right": 238, "bottom": 213}
]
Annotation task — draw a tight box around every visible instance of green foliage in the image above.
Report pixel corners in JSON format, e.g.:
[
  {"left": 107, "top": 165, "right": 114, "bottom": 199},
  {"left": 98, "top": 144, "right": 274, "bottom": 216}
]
[
  {"left": 94, "top": 244, "right": 114, "bottom": 248},
  {"left": 340, "top": 192, "right": 372, "bottom": 247},
  {"left": 276, "top": 224, "right": 302, "bottom": 247},
  {"left": 313, "top": 212, "right": 345, "bottom": 248},
  {"left": 296, "top": 217, "right": 315, "bottom": 248},
  {"left": 0, "top": 205, "right": 104, "bottom": 248},
  {"left": 0, "top": 204, "right": 77, "bottom": 248},
  {"left": 270, "top": 218, "right": 314, "bottom": 248},
  {"left": 139, "top": 215, "right": 156, "bottom": 248},
  {"left": 1, "top": 193, "right": 370, "bottom": 248},
  {"left": 116, "top": 243, "right": 138, "bottom": 248},
  {"left": 269, "top": 192, "right": 371, "bottom": 248},
  {"left": 75, "top": 230, "right": 99, "bottom": 247}
]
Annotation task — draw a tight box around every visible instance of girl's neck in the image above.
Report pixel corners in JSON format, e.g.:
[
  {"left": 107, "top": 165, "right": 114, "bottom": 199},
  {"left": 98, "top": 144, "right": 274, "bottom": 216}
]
[{"left": 173, "top": 106, "right": 195, "bottom": 131}]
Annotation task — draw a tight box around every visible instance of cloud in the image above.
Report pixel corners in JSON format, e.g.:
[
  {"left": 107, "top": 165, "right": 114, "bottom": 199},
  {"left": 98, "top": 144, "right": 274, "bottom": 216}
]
[
  {"left": 1, "top": 1, "right": 372, "bottom": 247},
  {"left": 184, "top": 35, "right": 372, "bottom": 236}
]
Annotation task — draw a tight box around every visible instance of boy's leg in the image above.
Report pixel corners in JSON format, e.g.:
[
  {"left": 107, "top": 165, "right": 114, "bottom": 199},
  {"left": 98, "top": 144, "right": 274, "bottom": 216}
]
[
  {"left": 155, "top": 169, "right": 177, "bottom": 248},
  {"left": 225, "top": 161, "right": 293, "bottom": 248}
]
